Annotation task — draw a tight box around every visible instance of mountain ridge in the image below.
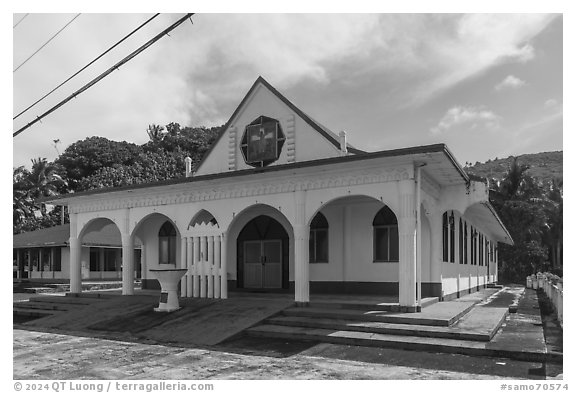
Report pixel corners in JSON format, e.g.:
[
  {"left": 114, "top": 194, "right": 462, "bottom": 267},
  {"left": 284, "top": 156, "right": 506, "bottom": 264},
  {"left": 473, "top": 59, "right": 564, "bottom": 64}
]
[{"left": 464, "top": 151, "right": 562, "bottom": 183}]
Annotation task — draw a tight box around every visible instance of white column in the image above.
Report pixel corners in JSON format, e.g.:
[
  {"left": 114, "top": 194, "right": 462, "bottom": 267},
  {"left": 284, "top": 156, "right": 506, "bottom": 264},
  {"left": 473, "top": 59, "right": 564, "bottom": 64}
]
[
  {"left": 121, "top": 234, "right": 134, "bottom": 295},
  {"left": 187, "top": 237, "right": 193, "bottom": 297},
  {"left": 220, "top": 233, "right": 228, "bottom": 299},
  {"left": 294, "top": 225, "right": 310, "bottom": 303},
  {"left": 180, "top": 237, "right": 187, "bottom": 297},
  {"left": 429, "top": 212, "right": 442, "bottom": 297},
  {"left": 415, "top": 165, "right": 422, "bottom": 307},
  {"left": 207, "top": 235, "right": 214, "bottom": 298},
  {"left": 193, "top": 236, "right": 200, "bottom": 297},
  {"left": 69, "top": 237, "right": 82, "bottom": 293},
  {"left": 343, "top": 205, "right": 352, "bottom": 281},
  {"left": 495, "top": 247, "right": 499, "bottom": 282},
  {"left": 398, "top": 180, "right": 417, "bottom": 310},
  {"left": 294, "top": 190, "right": 309, "bottom": 304},
  {"left": 214, "top": 235, "right": 221, "bottom": 299},
  {"left": 200, "top": 236, "right": 207, "bottom": 298}
]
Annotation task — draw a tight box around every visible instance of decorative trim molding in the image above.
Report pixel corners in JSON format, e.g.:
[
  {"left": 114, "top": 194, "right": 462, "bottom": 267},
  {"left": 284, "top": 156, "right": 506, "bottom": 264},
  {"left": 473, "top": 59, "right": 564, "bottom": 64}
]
[
  {"left": 227, "top": 126, "right": 237, "bottom": 171},
  {"left": 69, "top": 165, "right": 412, "bottom": 214},
  {"left": 285, "top": 114, "right": 296, "bottom": 163}
]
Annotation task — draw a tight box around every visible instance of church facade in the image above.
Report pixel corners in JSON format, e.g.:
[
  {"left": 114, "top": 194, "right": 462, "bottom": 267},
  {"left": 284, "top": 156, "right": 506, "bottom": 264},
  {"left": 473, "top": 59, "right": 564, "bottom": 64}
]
[{"left": 46, "top": 77, "right": 513, "bottom": 311}]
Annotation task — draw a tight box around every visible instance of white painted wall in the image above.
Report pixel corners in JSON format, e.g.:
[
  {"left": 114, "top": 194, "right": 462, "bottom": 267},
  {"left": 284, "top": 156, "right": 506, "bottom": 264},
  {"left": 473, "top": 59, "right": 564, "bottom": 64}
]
[
  {"left": 440, "top": 209, "right": 496, "bottom": 297},
  {"left": 310, "top": 198, "right": 399, "bottom": 283}
]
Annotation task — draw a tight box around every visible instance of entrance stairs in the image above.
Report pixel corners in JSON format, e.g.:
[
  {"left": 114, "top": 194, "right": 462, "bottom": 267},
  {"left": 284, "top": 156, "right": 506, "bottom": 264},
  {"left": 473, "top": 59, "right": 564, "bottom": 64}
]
[
  {"left": 13, "top": 293, "right": 113, "bottom": 319},
  {"left": 245, "top": 291, "right": 533, "bottom": 360},
  {"left": 15, "top": 280, "right": 141, "bottom": 294}
]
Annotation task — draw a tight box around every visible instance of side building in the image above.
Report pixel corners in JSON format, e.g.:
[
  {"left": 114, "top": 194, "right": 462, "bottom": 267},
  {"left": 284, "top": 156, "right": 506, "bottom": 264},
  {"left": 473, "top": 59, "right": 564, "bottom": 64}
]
[{"left": 13, "top": 223, "right": 142, "bottom": 282}]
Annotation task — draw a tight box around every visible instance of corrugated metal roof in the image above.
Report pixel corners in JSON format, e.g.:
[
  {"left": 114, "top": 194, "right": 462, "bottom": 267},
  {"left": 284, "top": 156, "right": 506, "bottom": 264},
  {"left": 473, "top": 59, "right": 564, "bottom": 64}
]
[
  {"left": 13, "top": 223, "right": 142, "bottom": 248},
  {"left": 13, "top": 224, "right": 71, "bottom": 248}
]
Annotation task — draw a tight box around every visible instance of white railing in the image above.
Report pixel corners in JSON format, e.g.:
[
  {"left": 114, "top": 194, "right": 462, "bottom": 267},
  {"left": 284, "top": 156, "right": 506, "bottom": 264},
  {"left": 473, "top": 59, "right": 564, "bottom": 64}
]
[{"left": 526, "top": 272, "right": 563, "bottom": 327}]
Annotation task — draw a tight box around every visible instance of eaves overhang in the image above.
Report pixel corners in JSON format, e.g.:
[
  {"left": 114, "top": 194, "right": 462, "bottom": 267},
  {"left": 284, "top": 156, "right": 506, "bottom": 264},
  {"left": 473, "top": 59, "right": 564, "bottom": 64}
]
[{"left": 42, "top": 143, "right": 470, "bottom": 205}]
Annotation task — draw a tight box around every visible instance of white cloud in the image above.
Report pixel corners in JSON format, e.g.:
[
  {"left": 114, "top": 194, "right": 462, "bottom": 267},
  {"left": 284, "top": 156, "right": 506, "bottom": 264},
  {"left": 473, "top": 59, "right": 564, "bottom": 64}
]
[
  {"left": 494, "top": 75, "right": 527, "bottom": 91},
  {"left": 431, "top": 106, "right": 501, "bottom": 134},
  {"left": 544, "top": 98, "right": 559, "bottom": 108},
  {"left": 12, "top": 14, "right": 559, "bottom": 167},
  {"left": 407, "top": 14, "right": 554, "bottom": 104}
]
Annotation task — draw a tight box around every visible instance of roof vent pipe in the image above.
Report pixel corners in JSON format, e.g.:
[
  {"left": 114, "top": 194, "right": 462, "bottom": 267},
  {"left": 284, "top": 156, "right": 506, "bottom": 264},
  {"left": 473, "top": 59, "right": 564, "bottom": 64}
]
[
  {"left": 185, "top": 157, "right": 192, "bottom": 177},
  {"left": 339, "top": 131, "right": 348, "bottom": 154}
]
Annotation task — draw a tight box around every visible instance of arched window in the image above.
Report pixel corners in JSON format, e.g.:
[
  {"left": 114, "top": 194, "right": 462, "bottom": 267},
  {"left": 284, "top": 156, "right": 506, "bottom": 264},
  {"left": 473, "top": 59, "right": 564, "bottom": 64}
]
[
  {"left": 459, "top": 218, "right": 464, "bottom": 264},
  {"left": 463, "top": 222, "right": 468, "bottom": 264},
  {"left": 309, "top": 212, "right": 329, "bottom": 263},
  {"left": 442, "top": 212, "right": 448, "bottom": 262},
  {"left": 158, "top": 221, "right": 177, "bottom": 264},
  {"left": 472, "top": 227, "right": 477, "bottom": 265},
  {"left": 478, "top": 233, "right": 483, "bottom": 266},
  {"left": 373, "top": 206, "right": 399, "bottom": 262},
  {"left": 449, "top": 212, "right": 455, "bottom": 263}
]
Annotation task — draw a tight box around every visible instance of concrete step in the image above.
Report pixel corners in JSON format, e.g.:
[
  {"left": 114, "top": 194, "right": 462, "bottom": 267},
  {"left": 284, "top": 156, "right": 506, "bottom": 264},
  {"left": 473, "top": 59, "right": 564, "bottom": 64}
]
[
  {"left": 308, "top": 297, "right": 439, "bottom": 312},
  {"left": 13, "top": 307, "right": 63, "bottom": 318},
  {"left": 245, "top": 323, "right": 548, "bottom": 362},
  {"left": 28, "top": 296, "right": 103, "bottom": 305},
  {"left": 65, "top": 292, "right": 115, "bottom": 300},
  {"left": 13, "top": 301, "right": 83, "bottom": 312},
  {"left": 20, "top": 281, "right": 141, "bottom": 294},
  {"left": 282, "top": 301, "right": 475, "bottom": 327},
  {"left": 267, "top": 311, "right": 504, "bottom": 342}
]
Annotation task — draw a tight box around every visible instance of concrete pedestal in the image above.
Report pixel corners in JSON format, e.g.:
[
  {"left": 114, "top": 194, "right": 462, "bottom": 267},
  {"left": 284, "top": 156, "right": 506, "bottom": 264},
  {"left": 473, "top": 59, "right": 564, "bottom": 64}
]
[{"left": 149, "top": 268, "right": 187, "bottom": 312}]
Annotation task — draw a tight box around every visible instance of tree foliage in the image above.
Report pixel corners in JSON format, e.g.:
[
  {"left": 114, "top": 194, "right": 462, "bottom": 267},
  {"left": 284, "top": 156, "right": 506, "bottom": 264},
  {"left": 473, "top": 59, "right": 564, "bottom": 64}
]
[
  {"left": 13, "top": 159, "right": 67, "bottom": 234},
  {"left": 489, "top": 157, "right": 563, "bottom": 282},
  {"left": 14, "top": 123, "right": 221, "bottom": 234},
  {"left": 55, "top": 137, "right": 142, "bottom": 191}
]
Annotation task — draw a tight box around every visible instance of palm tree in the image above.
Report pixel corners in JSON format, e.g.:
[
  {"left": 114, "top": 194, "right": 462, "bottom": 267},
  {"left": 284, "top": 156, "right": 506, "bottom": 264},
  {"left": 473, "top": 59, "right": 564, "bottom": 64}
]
[
  {"left": 542, "top": 180, "right": 563, "bottom": 271},
  {"left": 147, "top": 124, "right": 165, "bottom": 142},
  {"left": 24, "top": 158, "right": 68, "bottom": 209},
  {"left": 13, "top": 166, "right": 32, "bottom": 225},
  {"left": 498, "top": 157, "right": 531, "bottom": 199}
]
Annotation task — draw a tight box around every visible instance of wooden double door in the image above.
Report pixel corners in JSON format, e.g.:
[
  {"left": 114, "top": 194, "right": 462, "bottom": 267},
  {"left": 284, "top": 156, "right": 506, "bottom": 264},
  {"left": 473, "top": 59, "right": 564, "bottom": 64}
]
[{"left": 243, "top": 240, "right": 282, "bottom": 289}]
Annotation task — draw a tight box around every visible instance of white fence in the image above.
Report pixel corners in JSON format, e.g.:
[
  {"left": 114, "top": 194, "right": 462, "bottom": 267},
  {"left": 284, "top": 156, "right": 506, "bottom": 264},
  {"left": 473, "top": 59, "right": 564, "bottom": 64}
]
[{"left": 526, "top": 272, "right": 563, "bottom": 327}]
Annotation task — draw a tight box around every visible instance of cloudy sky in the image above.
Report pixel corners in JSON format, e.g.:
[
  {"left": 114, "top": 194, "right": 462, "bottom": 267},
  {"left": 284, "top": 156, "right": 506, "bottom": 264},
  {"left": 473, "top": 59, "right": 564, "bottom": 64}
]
[{"left": 12, "top": 13, "right": 563, "bottom": 168}]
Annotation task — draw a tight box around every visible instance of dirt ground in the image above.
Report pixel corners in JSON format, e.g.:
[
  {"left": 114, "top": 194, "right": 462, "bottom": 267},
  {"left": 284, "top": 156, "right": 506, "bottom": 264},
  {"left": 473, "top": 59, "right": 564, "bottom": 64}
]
[{"left": 13, "top": 329, "right": 558, "bottom": 380}]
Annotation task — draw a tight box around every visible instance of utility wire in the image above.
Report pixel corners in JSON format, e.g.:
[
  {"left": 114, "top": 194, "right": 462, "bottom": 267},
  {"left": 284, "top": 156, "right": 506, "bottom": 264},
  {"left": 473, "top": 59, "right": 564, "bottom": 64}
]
[
  {"left": 13, "top": 13, "right": 30, "bottom": 29},
  {"left": 13, "top": 13, "right": 194, "bottom": 138},
  {"left": 14, "top": 13, "right": 81, "bottom": 73},
  {"left": 14, "top": 13, "right": 161, "bottom": 121}
]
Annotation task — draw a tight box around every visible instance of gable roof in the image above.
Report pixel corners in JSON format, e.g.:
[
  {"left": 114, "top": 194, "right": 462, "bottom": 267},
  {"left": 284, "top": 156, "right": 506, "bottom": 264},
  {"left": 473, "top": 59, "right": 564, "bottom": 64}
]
[
  {"left": 13, "top": 224, "right": 142, "bottom": 248},
  {"left": 13, "top": 224, "right": 72, "bottom": 248},
  {"left": 194, "top": 76, "right": 365, "bottom": 173}
]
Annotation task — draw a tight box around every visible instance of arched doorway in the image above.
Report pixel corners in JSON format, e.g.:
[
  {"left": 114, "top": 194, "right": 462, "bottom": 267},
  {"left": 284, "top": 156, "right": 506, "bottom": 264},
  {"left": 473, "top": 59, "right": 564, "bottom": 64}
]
[
  {"left": 131, "top": 213, "right": 182, "bottom": 290},
  {"left": 237, "top": 215, "right": 289, "bottom": 290}
]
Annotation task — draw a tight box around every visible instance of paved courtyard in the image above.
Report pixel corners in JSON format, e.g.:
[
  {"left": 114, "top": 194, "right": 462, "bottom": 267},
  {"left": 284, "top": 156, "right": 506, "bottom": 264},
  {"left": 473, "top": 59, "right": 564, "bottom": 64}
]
[{"left": 14, "top": 329, "right": 558, "bottom": 380}]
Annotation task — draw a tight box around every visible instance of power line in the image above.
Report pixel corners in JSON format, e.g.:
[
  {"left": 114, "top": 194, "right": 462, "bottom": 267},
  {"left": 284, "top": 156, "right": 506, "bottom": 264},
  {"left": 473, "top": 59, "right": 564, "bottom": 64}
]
[
  {"left": 13, "top": 13, "right": 30, "bottom": 29},
  {"left": 14, "top": 13, "right": 161, "bottom": 121},
  {"left": 13, "top": 13, "right": 195, "bottom": 138},
  {"left": 13, "top": 13, "right": 81, "bottom": 73}
]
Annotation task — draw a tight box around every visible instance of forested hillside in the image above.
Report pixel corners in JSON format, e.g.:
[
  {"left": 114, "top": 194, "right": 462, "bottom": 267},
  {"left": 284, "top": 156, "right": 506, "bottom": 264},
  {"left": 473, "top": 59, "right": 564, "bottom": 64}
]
[{"left": 465, "top": 151, "right": 562, "bottom": 183}]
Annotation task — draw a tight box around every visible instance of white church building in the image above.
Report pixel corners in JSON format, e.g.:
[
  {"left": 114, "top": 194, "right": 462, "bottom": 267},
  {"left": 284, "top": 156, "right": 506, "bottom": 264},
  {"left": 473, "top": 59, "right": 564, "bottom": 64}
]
[{"left": 46, "top": 77, "right": 513, "bottom": 312}]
